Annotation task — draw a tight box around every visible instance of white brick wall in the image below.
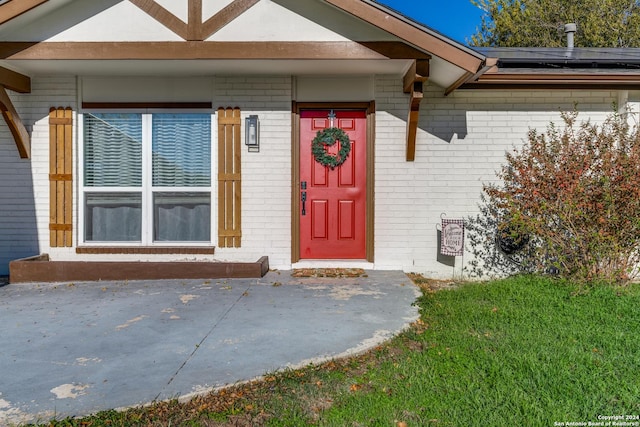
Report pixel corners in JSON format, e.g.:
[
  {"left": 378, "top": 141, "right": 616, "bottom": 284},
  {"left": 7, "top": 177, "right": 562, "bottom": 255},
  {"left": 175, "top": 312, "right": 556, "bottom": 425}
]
[
  {"left": 0, "top": 76, "right": 77, "bottom": 275},
  {"left": 0, "top": 75, "right": 293, "bottom": 273},
  {"left": 374, "top": 75, "right": 616, "bottom": 278},
  {"left": 0, "top": 73, "right": 622, "bottom": 277},
  {"left": 213, "top": 76, "right": 293, "bottom": 268}
]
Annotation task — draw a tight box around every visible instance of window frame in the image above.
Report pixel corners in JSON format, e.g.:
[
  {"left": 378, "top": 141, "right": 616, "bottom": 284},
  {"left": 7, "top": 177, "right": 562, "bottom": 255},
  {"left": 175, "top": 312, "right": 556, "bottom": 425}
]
[{"left": 78, "top": 108, "right": 216, "bottom": 247}]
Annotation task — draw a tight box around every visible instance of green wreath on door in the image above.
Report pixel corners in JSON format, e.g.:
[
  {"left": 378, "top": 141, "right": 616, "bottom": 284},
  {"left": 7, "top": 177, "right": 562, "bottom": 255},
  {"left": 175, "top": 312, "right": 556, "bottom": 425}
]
[{"left": 311, "top": 127, "right": 351, "bottom": 169}]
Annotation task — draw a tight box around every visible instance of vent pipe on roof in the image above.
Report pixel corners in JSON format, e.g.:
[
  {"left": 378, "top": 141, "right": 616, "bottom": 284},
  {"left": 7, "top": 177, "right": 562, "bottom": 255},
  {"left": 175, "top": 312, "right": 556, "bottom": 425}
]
[{"left": 564, "top": 23, "right": 577, "bottom": 48}]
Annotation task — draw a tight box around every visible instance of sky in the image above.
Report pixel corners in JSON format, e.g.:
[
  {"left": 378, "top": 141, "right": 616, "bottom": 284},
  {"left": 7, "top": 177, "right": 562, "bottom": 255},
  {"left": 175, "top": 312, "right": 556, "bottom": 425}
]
[{"left": 376, "top": 0, "right": 485, "bottom": 45}]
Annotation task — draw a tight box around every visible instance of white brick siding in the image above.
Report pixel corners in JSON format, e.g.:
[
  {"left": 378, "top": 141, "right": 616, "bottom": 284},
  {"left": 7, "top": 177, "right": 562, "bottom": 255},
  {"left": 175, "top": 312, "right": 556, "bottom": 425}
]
[
  {"left": 0, "top": 73, "right": 622, "bottom": 278},
  {"left": 213, "top": 76, "right": 293, "bottom": 269},
  {"left": 374, "top": 75, "right": 616, "bottom": 277}
]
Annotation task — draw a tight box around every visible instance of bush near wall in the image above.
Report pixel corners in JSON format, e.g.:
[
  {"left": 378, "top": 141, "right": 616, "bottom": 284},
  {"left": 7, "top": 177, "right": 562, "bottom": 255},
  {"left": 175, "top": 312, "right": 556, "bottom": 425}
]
[{"left": 467, "top": 110, "right": 640, "bottom": 286}]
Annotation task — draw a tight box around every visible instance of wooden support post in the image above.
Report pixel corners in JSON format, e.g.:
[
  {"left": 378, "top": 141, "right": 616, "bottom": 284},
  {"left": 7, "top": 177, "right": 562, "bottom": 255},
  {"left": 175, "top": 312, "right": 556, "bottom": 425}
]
[
  {"left": 403, "top": 59, "right": 428, "bottom": 162},
  {"left": 0, "top": 66, "right": 30, "bottom": 93},
  {"left": 406, "top": 83, "right": 423, "bottom": 162},
  {"left": 0, "top": 86, "right": 30, "bottom": 158}
]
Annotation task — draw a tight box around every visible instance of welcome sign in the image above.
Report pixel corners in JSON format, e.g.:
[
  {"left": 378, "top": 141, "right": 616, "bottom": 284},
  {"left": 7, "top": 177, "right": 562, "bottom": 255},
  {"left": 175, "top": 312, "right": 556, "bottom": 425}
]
[{"left": 441, "top": 219, "right": 465, "bottom": 256}]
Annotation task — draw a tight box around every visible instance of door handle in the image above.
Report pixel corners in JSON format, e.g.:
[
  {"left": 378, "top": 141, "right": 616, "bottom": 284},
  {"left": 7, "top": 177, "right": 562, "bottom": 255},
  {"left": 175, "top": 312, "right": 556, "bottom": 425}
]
[
  {"left": 301, "top": 181, "right": 307, "bottom": 216},
  {"left": 301, "top": 191, "right": 307, "bottom": 216}
]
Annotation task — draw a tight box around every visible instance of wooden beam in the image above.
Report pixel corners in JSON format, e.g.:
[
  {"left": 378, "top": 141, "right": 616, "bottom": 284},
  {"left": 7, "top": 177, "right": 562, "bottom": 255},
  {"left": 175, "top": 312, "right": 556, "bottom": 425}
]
[
  {"left": 0, "top": 66, "right": 30, "bottom": 93},
  {"left": 0, "top": 41, "right": 390, "bottom": 60},
  {"left": 403, "top": 59, "right": 429, "bottom": 94},
  {"left": 406, "top": 82, "right": 423, "bottom": 162},
  {"left": 0, "top": 0, "right": 48, "bottom": 25},
  {"left": 202, "top": 0, "right": 260, "bottom": 40},
  {"left": 131, "top": 0, "right": 260, "bottom": 41},
  {"left": 359, "top": 41, "right": 431, "bottom": 60},
  {"left": 187, "top": 0, "right": 203, "bottom": 41},
  {"left": 402, "top": 59, "right": 428, "bottom": 161},
  {"left": 0, "top": 40, "right": 419, "bottom": 61},
  {"left": 0, "top": 86, "right": 30, "bottom": 159}
]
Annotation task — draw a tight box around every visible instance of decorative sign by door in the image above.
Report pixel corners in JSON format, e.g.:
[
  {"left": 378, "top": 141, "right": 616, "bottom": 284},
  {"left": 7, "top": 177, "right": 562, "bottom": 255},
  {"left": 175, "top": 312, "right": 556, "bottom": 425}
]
[{"left": 441, "top": 218, "right": 465, "bottom": 256}]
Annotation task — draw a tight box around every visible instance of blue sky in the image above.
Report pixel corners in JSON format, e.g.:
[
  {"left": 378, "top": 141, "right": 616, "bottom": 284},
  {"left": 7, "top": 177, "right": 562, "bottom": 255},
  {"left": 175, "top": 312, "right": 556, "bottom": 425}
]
[{"left": 377, "top": 0, "right": 485, "bottom": 45}]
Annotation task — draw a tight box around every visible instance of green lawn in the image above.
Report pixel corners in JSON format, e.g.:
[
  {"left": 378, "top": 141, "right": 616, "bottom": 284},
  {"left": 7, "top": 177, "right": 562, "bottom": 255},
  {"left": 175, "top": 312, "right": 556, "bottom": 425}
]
[{"left": 33, "top": 276, "right": 640, "bottom": 427}]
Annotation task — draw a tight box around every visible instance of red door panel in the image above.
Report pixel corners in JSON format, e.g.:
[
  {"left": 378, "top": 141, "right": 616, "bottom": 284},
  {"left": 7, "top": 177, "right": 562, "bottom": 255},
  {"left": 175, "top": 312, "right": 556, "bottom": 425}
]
[
  {"left": 338, "top": 200, "right": 355, "bottom": 239},
  {"left": 300, "top": 110, "right": 366, "bottom": 259}
]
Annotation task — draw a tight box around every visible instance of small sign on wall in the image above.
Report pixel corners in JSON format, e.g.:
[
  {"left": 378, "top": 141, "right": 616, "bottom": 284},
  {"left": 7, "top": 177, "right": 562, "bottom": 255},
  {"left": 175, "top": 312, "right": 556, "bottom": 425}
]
[{"left": 440, "top": 218, "right": 465, "bottom": 256}]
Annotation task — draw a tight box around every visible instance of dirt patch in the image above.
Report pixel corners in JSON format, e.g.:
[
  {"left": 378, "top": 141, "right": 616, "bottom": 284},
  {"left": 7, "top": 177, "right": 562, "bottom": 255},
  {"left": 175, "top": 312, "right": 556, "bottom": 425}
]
[
  {"left": 292, "top": 268, "right": 367, "bottom": 278},
  {"left": 407, "top": 273, "right": 462, "bottom": 292}
]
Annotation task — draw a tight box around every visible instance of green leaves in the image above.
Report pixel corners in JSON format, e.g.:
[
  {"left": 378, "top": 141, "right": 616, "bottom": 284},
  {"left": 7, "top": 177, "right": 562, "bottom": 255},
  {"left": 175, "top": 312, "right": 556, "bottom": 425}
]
[
  {"left": 471, "top": 0, "right": 640, "bottom": 47},
  {"left": 471, "top": 109, "right": 640, "bottom": 284}
]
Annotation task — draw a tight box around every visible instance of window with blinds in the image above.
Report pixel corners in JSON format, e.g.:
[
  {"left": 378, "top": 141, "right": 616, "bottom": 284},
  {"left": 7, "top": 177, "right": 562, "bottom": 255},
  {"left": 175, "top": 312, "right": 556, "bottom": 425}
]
[
  {"left": 84, "top": 113, "right": 142, "bottom": 187},
  {"left": 152, "top": 114, "right": 211, "bottom": 187},
  {"left": 81, "top": 112, "right": 212, "bottom": 244}
]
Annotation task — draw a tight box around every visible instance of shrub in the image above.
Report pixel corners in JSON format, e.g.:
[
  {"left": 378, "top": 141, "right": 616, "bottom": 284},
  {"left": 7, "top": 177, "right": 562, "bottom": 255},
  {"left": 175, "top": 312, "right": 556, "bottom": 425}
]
[{"left": 466, "top": 110, "right": 640, "bottom": 285}]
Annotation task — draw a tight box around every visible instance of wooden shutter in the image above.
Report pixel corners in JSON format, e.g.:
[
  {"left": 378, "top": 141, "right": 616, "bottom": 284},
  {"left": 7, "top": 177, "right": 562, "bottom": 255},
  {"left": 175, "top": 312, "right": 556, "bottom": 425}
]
[
  {"left": 217, "top": 107, "right": 242, "bottom": 247},
  {"left": 49, "top": 107, "right": 73, "bottom": 247}
]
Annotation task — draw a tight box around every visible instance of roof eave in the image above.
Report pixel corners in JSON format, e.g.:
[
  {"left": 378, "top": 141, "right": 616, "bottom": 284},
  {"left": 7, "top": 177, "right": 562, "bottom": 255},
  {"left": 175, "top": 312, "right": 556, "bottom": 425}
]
[
  {"left": 462, "top": 72, "right": 640, "bottom": 90},
  {"left": 324, "top": 0, "right": 487, "bottom": 75},
  {"left": 0, "top": 0, "right": 48, "bottom": 25}
]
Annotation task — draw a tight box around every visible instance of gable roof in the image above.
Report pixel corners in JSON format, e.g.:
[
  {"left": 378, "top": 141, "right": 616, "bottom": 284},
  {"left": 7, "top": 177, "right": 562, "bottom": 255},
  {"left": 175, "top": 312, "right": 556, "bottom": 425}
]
[
  {"left": 0, "top": 0, "right": 489, "bottom": 91},
  {"left": 0, "top": 0, "right": 638, "bottom": 92}
]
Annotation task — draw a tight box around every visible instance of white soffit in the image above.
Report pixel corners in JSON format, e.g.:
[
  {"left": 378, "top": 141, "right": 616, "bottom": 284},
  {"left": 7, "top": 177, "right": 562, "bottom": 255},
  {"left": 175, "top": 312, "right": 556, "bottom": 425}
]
[{"left": 429, "top": 56, "right": 469, "bottom": 89}]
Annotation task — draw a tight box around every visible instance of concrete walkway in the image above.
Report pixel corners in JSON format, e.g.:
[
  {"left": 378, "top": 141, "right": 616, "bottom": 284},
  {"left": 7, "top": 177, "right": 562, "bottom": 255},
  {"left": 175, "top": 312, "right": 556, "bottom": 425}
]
[{"left": 0, "top": 270, "right": 419, "bottom": 425}]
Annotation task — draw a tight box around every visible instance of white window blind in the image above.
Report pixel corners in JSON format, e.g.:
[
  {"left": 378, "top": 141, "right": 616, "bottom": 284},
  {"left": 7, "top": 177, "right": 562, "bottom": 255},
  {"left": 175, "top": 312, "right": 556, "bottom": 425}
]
[
  {"left": 152, "top": 113, "right": 211, "bottom": 187},
  {"left": 83, "top": 113, "right": 142, "bottom": 187}
]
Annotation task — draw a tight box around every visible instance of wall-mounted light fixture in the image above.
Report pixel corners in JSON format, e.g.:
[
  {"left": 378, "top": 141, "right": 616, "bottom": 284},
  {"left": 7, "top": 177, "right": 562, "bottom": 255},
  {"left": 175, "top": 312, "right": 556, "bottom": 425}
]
[{"left": 245, "top": 115, "right": 259, "bottom": 152}]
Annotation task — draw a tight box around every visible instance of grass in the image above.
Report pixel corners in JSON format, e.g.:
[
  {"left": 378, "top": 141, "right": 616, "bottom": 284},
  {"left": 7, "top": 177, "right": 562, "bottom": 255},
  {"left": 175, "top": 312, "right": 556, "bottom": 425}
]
[{"left": 29, "top": 275, "right": 640, "bottom": 427}]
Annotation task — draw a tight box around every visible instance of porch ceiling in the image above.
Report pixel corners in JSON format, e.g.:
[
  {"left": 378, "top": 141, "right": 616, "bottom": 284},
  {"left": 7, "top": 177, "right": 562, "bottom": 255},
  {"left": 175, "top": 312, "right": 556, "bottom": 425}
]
[{"left": 0, "top": 55, "right": 466, "bottom": 88}]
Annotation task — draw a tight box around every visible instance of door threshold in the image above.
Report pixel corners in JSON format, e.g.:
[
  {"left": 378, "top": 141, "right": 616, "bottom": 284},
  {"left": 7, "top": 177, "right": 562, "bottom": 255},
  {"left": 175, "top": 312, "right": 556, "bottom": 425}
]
[{"left": 292, "top": 260, "right": 373, "bottom": 269}]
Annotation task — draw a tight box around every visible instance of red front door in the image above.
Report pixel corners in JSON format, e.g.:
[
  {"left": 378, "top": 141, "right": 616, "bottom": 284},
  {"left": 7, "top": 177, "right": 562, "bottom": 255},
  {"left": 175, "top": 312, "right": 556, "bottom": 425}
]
[{"left": 299, "top": 110, "right": 367, "bottom": 259}]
